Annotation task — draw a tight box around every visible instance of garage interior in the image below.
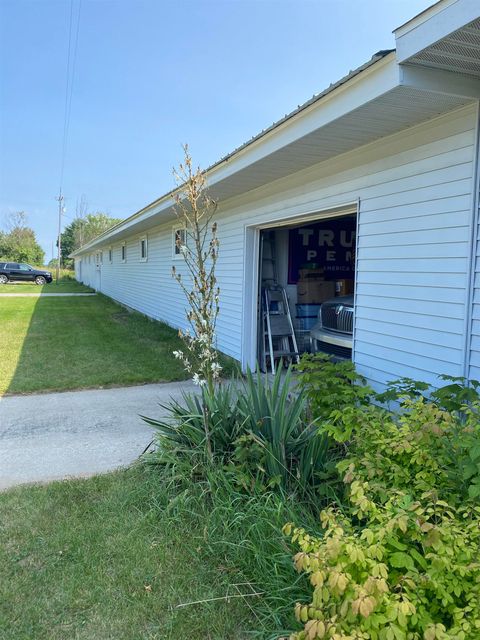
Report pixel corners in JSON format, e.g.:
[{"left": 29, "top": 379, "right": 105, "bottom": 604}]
[{"left": 257, "top": 210, "right": 357, "bottom": 371}]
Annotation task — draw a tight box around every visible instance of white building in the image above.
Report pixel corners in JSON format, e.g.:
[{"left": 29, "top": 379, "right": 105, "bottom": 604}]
[{"left": 72, "top": 0, "right": 480, "bottom": 389}]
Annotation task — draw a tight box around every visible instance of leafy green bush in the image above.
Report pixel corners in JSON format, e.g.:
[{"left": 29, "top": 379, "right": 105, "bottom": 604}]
[
  {"left": 296, "top": 354, "right": 372, "bottom": 421},
  {"left": 329, "top": 393, "right": 480, "bottom": 505},
  {"left": 285, "top": 493, "right": 480, "bottom": 640},
  {"left": 285, "top": 395, "right": 480, "bottom": 639},
  {"left": 376, "top": 375, "right": 480, "bottom": 414}
]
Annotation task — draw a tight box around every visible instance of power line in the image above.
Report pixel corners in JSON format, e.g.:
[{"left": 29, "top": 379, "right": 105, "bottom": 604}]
[
  {"left": 56, "top": 0, "right": 82, "bottom": 281},
  {"left": 59, "top": 0, "right": 82, "bottom": 195},
  {"left": 59, "top": 0, "right": 74, "bottom": 196}
]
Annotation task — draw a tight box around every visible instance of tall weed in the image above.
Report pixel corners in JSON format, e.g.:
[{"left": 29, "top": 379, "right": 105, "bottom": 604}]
[{"left": 146, "top": 460, "right": 317, "bottom": 638}]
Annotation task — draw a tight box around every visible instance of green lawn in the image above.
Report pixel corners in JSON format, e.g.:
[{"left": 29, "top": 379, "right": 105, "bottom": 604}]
[
  {"left": 0, "top": 467, "right": 254, "bottom": 640},
  {"left": 0, "top": 269, "right": 94, "bottom": 294},
  {"left": 0, "top": 292, "right": 190, "bottom": 395},
  {"left": 0, "top": 279, "right": 94, "bottom": 294}
]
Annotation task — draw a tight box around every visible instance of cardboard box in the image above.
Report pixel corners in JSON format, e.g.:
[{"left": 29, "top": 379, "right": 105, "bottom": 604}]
[
  {"left": 335, "top": 279, "right": 354, "bottom": 296},
  {"left": 297, "top": 280, "right": 335, "bottom": 304},
  {"left": 298, "top": 267, "right": 325, "bottom": 281}
]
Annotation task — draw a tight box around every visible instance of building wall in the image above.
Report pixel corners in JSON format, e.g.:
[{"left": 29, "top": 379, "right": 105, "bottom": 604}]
[{"left": 76, "top": 103, "right": 479, "bottom": 388}]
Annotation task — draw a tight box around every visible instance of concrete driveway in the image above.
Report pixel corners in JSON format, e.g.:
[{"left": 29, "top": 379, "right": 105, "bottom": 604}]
[{"left": 0, "top": 381, "right": 194, "bottom": 490}]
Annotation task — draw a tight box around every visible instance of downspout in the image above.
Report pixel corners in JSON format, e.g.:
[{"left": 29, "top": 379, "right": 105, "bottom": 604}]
[{"left": 462, "top": 101, "right": 480, "bottom": 380}]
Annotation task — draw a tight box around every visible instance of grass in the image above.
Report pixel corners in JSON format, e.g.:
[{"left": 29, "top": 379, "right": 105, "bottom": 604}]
[
  {"left": 0, "top": 466, "right": 257, "bottom": 640},
  {"left": 0, "top": 280, "right": 94, "bottom": 293},
  {"left": 0, "top": 269, "right": 94, "bottom": 294},
  {"left": 0, "top": 292, "right": 191, "bottom": 395},
  {"left": 0, "top": 463, "right": 314, "bottom": 639}
]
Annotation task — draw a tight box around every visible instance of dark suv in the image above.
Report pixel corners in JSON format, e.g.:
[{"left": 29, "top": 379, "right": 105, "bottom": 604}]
[{"left": 0, "top": 262, "right": 53, "bottom": 285}]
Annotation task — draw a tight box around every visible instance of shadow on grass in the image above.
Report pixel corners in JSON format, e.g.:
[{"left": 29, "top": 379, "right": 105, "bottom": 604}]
[{"left": 2, "top": 291, "right": 194, "bottom": 396}]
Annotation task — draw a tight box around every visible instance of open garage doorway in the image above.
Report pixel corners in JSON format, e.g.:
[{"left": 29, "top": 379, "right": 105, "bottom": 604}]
[{"left": 256, "top": 207, "right": 357, "bottom": 372}]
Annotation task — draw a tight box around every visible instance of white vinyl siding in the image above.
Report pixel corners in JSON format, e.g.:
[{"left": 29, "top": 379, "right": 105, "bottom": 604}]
[{"left": 74, "top": 104, "right": 478, "bottom": 387}]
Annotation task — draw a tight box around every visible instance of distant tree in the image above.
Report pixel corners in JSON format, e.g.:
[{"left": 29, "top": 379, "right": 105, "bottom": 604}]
[
  {"left": 4, "top": 211, "right": 28, "bottom": 232},
  {"left": 0, "top": 212, "right": 45, "bottom": 264},
  {"left": 61, "top": 211, "right": 122, "bottom": 264}
]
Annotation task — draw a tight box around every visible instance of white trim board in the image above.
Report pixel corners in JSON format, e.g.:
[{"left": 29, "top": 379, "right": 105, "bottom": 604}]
[{"left": 241, "top": 203, "right": 359, "bottom": 371}]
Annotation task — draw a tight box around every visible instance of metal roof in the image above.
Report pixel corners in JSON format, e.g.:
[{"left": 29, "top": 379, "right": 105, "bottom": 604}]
[
  {"left": 204, "top": 50, "right": 395, "bottom": 171},
  {"left": 71, "top": 50, "right": 394, "bottom": 255}
]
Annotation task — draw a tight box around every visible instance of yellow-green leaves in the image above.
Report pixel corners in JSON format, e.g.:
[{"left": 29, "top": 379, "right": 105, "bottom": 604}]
[
  {"left": 286, "top": 378, "right": 480, "bottom": 640},
  {"left": 285, "top": 483, "right": 480, "bottom": 639}
]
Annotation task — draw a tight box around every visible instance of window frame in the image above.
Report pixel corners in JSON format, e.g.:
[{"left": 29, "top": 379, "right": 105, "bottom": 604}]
[
  {"left": 108, "top": 247, "right": 113, "bottom": 263},
  {"left": 121, "top": 243, "right": 127, "bottom": 263},
  {"left": 139, "top": 237, "right": 148, "bottom": 262},
  {"left": 172, "top": 226, "right": 187, "bottom": 260}
]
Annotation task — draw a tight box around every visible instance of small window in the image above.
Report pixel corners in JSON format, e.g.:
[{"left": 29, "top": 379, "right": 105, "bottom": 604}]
[
  {"left": 173, "top": 227, "right": 187, "bottom": 259},
  {"left": 99, "top": 251, "right": 103, "bottom": 265},
  {"left": 121, "top": 243, "right": 126, "bottom": 262},
  {"left": 108, "top": 247, "right": 112, "bottom": 263},
  {"left": 140, "top": 237, "right": 148, "bottom": 261}
]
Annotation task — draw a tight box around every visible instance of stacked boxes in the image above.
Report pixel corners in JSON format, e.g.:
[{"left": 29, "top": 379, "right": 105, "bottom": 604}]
[
  {"left": 335, "top": 279, "right": 354, "bottom": 296},
  {"left": 296, "top": 268, "right": 335, "bottom": 304}
]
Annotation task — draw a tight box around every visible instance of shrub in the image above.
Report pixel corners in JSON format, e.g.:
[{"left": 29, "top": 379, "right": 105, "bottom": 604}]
[
  {"left": 296, "top": 354, "right": 372, "bottom": 422},
  {"left": 375, "top": 375, "right": 480, "bottom": 414},
  {"left": 329, "top": 396, "right": 480, "bottom": 506},
  {"left": 285, "top": 493, "right": 480, "bottom": 640},
  {"left": 285, "top": 394, "right": 480, "bottom": 639}
]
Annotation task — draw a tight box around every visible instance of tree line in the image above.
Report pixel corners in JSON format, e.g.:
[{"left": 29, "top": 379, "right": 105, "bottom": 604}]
[
  {"left": 60, "top": 212, "right": 122, "bottom": 266},
  {"left": 0, "top": 210, "right": 121, "bottom": 267},
  {"left": 0, "top": 212, "right": 45, "bottom": 264}
]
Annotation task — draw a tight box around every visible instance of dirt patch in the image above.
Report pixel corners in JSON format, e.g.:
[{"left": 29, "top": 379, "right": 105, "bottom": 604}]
[{"left": 111, "top": 312, "right": 132, "bottom": 325}]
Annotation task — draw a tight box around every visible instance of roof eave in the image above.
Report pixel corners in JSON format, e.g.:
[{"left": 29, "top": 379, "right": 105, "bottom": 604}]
[{"left": 71, "top": 52, "right": 399, "bottom": 257}]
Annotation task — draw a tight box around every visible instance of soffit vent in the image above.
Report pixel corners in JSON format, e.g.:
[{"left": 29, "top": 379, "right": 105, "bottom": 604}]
[{"left": 407, "top": 18, "right": 480, "bottom": 78}]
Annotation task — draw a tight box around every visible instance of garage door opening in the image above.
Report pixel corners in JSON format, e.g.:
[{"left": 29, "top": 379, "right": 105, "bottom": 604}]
[{"left": 257, "top": 209, "right": 357, "bottom": 372}]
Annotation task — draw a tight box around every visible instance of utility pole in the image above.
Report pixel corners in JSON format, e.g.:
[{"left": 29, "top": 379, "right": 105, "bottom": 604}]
[{"left": 55, "top": 193, "right": 64, "bottom": 284}]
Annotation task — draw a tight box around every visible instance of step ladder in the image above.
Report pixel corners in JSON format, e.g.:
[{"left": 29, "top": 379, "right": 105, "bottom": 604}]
[
  {"left": 257, "top": 230, "right": 278, "bottom": 368},
  {"left": 261, "top": 284, "right": 299, "bottom": 374},
  {"left": 259, "top": 229, "right": 277, "bottom": 285}
]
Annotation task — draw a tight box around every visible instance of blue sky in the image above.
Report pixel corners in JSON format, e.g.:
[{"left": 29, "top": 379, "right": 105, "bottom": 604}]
[{"left": 0, "top": 0, "right": 433, "bottom": 261}]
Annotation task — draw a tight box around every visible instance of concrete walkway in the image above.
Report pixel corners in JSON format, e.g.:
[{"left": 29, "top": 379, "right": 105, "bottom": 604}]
[
  {"left": 0, "top": 292, "right": 97, "bottom": 297},
  {"left": 0, "top": 381, "right": 194, "bottom": 490}
]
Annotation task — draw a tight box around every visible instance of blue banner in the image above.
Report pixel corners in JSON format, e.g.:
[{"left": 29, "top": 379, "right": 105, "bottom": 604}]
[{"left": 288, "top": 217, "right": 356, "bottom": 283}]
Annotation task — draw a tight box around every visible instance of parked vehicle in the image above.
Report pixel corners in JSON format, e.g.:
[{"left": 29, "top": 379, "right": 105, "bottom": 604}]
[
  {"left": 310, "top": 294, "right": 354, "bottom": 359},
  {"left": 0, "top": 262, "right": 53, "bottom": 285}
]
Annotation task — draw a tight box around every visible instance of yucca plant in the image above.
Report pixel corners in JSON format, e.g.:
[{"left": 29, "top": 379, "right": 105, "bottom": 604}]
[
  {"left": 141, "top": 380, "right": 243, "bottom": 460},
  {"left": 236, "top": 366, "right": 333, "bottom": 493}
]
